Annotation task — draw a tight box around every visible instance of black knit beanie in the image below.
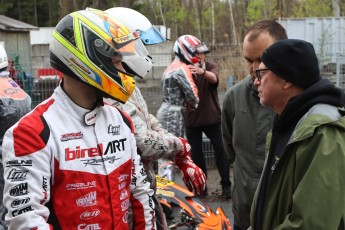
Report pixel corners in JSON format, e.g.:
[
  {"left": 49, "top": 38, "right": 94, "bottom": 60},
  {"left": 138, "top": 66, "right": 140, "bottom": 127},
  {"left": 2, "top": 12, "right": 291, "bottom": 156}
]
[{"left": 261, "top": 39, "right": 321, "bottom": 89}]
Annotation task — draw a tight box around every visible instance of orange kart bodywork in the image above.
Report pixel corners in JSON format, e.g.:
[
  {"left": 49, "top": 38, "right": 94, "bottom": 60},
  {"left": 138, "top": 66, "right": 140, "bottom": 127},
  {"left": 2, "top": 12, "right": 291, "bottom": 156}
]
[{"left": 156, "top": 175, "right": 232, "bottom": 230}]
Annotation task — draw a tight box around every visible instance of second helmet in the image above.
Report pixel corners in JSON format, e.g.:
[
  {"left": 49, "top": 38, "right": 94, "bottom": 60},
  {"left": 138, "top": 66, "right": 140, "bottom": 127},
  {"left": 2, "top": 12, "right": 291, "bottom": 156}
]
[
  {"left": 105, "top": 7, "right": 166, "bottom": 78},
  {"left": 173, "top": 35, "right": 208, "bottom": 65}
]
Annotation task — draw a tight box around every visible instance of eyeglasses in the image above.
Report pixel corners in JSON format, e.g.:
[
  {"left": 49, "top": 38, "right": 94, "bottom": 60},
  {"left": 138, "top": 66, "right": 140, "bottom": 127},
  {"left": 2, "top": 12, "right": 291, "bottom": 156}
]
[{"left": 255, "top": 68, "right": 270, "bottom": 82}]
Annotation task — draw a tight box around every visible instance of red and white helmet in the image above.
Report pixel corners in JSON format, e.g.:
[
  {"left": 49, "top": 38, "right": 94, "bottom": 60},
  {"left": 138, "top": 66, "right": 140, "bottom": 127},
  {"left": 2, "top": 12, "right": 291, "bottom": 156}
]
[{"left": 173, "top": 35, "right": 209, "bottom": 64}]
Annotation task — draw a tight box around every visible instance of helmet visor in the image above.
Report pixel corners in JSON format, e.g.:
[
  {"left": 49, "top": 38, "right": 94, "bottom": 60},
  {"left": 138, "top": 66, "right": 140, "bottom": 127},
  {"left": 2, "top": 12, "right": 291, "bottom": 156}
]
[
  {"left": 116, "top": 38, "right": 152, "bottom": 78},
  {"left": 138, "top": 26, "right": 166, "bottom": 45},
  {"left": 120, "top": 39, "right": 149, "bottom": 63}
]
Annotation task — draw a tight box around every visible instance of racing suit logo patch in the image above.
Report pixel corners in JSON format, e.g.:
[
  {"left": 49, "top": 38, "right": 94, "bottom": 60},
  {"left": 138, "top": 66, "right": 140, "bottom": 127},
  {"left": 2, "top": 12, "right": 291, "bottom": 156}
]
[
  {"left": 80, "top": 209, "right": 100, "bottom": 220},
  {"left": 60, "top": 132, "right": 83, "bottom": 142},
  {"left": 6, "top": 160, "right": 32, "bottom": 167},
  {"left": 66, "top": 181, "right": 96, "bottom": 190},
  {"left": 108, "top": 124, "right": 120, "bottom": 135},
  {"left": 7, "top": 169, "right": 29, "bottom": 182},
  {"left": 77, "top": 223, "right": 101, "bottom": 230},
  {"left": 76, "top": 191, "right": 97, "bottom": 207},
  {"left": 11, "top": 197, "right": 30, "bottom": 208},
  {"left": 9, "top": 183, "right": 28, "bottom": 196},
  {"left": 65, "top": 138, "right": 127, "bottom": 161},
  {"left": 121, "top": 199, "right": 130, "bottom": 211},
  {"left": 12, "top": 205, "right": 34, "bottom": 217}
]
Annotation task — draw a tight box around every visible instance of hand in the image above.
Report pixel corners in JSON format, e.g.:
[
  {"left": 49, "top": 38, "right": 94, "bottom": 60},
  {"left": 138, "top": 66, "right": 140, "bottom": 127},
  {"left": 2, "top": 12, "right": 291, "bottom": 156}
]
[
  {"left": 175, "top": 138, "right": 206, "bottom": 196},
  {"left": 187, "top": 65, "right": 205, "bottom": 76}
]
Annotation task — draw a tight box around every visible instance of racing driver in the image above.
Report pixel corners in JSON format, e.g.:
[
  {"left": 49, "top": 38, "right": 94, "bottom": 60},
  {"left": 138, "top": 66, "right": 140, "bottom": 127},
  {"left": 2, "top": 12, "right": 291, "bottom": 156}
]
[{"left": 1, "top": 8, "right": 155, "bottom": 230}]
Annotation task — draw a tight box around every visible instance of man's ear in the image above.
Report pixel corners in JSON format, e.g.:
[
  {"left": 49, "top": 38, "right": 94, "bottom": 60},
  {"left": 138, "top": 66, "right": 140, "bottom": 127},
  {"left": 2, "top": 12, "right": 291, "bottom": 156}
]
[{"left": 283, "top": 81, "right": 294, "bottom": 89}]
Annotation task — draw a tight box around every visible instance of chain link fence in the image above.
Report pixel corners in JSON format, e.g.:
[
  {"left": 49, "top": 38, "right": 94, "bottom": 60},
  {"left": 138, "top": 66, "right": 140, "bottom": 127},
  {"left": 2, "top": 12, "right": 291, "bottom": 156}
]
[{"left": 6, "top": 45, "right": 345, "bottom": 168}]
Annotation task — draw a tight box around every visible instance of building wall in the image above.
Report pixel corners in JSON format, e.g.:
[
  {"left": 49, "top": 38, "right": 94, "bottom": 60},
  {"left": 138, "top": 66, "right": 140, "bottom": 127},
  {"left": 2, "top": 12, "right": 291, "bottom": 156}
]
[
  {"left": 0, "top": 31, "right": 32, "bottom": 74},
  {"left": 280, "top": 17, "right": 345, "bottom": 63}
]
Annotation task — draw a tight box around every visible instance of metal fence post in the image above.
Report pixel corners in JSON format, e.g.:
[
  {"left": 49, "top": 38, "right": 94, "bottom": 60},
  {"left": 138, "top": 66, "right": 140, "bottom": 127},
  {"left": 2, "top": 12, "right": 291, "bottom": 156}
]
[
  {"left": 336, "top": 53, "right": 340, "bottom": 87},
  {"left": 336, "top": 52, "right": 345, "bottom": 89}
]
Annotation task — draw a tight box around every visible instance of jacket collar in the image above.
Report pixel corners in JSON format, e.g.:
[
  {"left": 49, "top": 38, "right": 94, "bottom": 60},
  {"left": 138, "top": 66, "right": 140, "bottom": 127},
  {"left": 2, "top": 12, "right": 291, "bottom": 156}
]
[{"left": 55, "top": 85, "right": 101, "bottom": 126}]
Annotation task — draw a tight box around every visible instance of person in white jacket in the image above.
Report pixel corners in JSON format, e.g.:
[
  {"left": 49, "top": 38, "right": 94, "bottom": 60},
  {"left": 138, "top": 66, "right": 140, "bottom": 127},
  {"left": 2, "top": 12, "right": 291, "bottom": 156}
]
[
  {"left": 105, "top": 7, "right": 207, "bottom": 229},
  {"left": 2, "top": 8, "right": 155, "bottom": 230}
]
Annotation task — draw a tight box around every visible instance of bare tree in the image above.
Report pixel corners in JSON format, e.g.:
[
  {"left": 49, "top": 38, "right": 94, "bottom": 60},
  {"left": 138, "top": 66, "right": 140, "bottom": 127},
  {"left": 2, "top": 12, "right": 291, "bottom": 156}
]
[
  {"left": 158, "top": 0, "right": 166, "bottom": 26},
  {"left": 332, "top": 0, "right": 340, "bottom": 16},
  {"left": 193, "top": 0, "right": 202, "bottom": 39},
  {"left": 212, "top": 0, "right": 215, "bottom": 45},
  {"left": 228, "top": 0, "right": 237, "bottom": 45},
  {"left": 33, "top": 0, "right": 38, "bottom": 26},
  {"left": 59, "top": 0, "right": 70, "bottom": 19}
]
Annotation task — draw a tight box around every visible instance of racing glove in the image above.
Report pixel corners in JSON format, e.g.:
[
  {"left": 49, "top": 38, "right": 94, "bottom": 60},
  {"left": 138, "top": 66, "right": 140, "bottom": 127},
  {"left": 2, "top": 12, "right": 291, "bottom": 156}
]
[{"left": 175, "top": 138, "right": 207, "bottom": 196}]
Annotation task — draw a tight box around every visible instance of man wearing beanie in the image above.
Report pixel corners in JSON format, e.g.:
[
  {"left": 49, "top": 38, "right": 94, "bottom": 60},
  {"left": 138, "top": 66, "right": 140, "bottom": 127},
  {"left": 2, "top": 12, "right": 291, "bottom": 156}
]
[{"left": 250, "top": 39, "right": 345, "bottom": 230}]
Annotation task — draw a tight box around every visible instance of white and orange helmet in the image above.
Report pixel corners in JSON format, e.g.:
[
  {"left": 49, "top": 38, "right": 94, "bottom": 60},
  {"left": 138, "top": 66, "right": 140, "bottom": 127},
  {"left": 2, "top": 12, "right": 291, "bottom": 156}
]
[
  {"left": 49, "top": 8, "right": 149, "bottom": 103},
  {"left": 105, "top": 7, "right": 166, "bottom": 78}
]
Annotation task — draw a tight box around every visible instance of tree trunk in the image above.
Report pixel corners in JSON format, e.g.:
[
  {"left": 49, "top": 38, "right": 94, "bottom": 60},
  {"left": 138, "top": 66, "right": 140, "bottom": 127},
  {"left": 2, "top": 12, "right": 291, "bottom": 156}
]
[
  {"left": 193, "top": 0, "right": 202, "bottom": 39},
  {"left": 158, "top": 0, "right": 165, "bottom": 26},
  {"left": 332, "top": 0, "right": 340, "bottom": 16},
  {"left": 229, "top": 0, "right": 237, "bottom": 45},
  {"left": 33, "top": 0, "right": 38, "bottom": 26},
  {"left": 59, "top": 0, "right": 69, "bottom": 19},
  {"left": 212, "top": 0, "right": 215, "bottom": 45}
]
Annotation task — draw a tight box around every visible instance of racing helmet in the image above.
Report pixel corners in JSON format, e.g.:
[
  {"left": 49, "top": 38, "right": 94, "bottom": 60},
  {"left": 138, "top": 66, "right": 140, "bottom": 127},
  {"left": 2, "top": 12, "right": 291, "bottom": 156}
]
[
  {"left": 105, "top": 7, "right": 166, "bottom": 78},
  {"left": 49, "top": 8, "right": 148, "bottom": 103},
  {"left": 173, "top": 35, "right": 209, "bottom": 65},
  {"left": 0, "top": 45, "right": 8, "bottom": 72},
  {"left": 105, "top": 7, "right": 166, "bottom": 45}
]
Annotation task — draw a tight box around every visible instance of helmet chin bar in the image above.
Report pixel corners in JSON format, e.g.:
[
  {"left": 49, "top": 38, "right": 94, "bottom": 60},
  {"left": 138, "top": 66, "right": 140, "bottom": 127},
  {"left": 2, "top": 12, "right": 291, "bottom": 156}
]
[{"left": 122, "top": 62, "right": 140, "bottom": 79}]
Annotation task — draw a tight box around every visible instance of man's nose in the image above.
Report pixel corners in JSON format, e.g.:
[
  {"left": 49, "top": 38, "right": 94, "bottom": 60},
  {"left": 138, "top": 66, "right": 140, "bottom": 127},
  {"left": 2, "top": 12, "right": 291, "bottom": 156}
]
[{"left": 253, "top": 76, "right": 260, "bottom": 87}]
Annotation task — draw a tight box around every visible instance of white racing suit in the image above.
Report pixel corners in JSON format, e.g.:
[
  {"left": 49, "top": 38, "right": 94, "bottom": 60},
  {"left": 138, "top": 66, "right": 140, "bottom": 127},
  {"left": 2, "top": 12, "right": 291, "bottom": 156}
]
[
  {"left": 2, "top": 86, "right": 155, "bottom": 230},
  {"left": 156, "top": 59, "right": 199, "bottom": 137},
  {"left": 105, "top": 86, "right": 184, "bottom": 229}
]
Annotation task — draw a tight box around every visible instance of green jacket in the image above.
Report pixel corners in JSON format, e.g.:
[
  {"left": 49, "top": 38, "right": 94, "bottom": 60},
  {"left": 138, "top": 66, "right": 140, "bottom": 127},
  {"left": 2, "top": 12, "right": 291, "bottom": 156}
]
[{"left": 251, "top": 104, "right": 345, "bottom": 230}]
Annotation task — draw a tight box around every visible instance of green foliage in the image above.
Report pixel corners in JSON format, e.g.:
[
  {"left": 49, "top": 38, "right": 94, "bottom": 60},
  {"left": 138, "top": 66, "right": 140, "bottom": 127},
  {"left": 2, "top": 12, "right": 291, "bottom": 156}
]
[
  {"left": 246, "top": 0, "right": 265, "bottom": 24},
  {"left": 291, "top": 0, "right": 333, "bottom": 18},
  {"left": 0, "top": 1, "right": 14, "bottom": 15},
  {"left": 0, "top": 0, "right": 343, "bottom": 44}
]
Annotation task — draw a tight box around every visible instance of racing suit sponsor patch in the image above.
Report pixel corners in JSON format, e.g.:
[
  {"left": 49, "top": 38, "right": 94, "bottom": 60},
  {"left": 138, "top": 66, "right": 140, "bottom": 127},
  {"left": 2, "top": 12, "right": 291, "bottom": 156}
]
[
  {"left": 6, "top": 160, "right": 32, "bottom": 167},
  {"left": 9, "top": 182, "right": 28, "bottom": 196},
  {"left": 77, "top": 223, "right": 101, "bottom": 230},
  {"left": 11, "top": 197, "right": 30, "bottom": 208},
  {"left": 40, "top": 176, "right": 48, "bottom": 204},
  {"left": 80, "top": 209, "right": 100, "bottom": 220},
  {"left": 76, "top": 191, "right": 97, "bottom": 207},
  {"left": 118, "top": 174, "right": 129, "bottom": 182},
  {"left": 121, "top": 199, "right": 130, "bottom": 211},
  {"left": 108, "top": 124, "right": 120, "bottom": 135},
  {"left": 7, "top": 168, "right": 29, "bottom": 182},
  {"left": 66, "top": 181, "right": 96, "bottom": 190},
  {"left": 12, "top": 206, "right": 34, "bottom": 217},
  {"left": 65, "top": 138, "right": 127, "bottom": 161},
  {"left": 60, "top": 132, "right": 83, "bottom": 142}
]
